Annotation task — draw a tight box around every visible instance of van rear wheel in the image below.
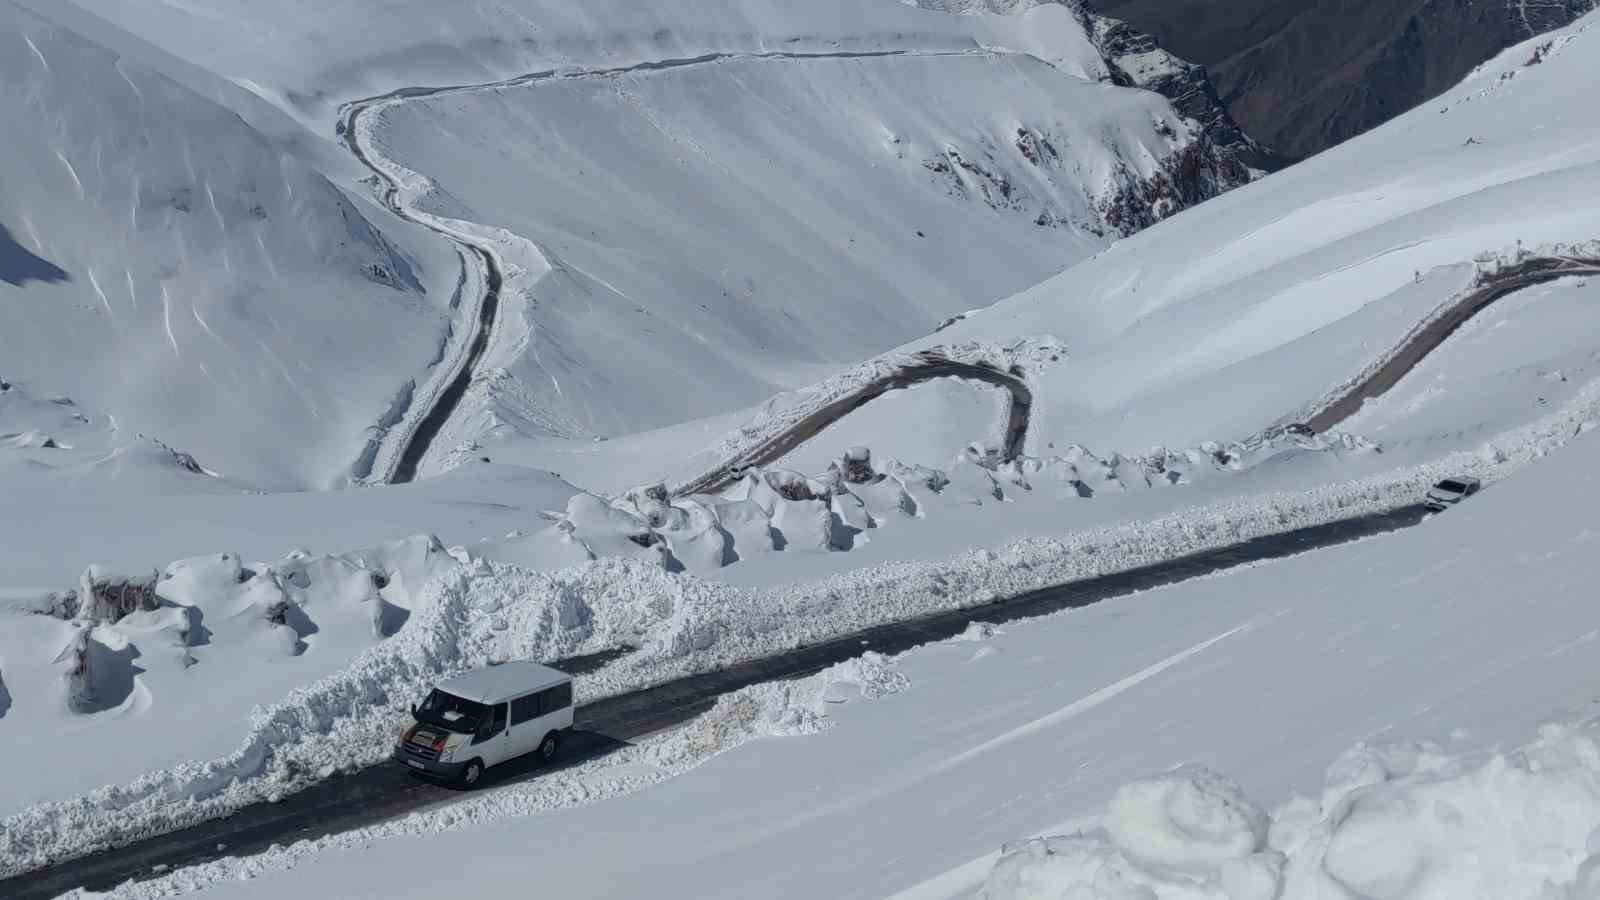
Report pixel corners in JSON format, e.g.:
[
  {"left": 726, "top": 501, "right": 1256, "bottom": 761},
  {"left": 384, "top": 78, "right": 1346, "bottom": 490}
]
[
  {"left": 459, "top": 758, "right": 484, "bottom": 788},
  {"left": 538, "top": 731, "right": 560, "bottom": 763}
]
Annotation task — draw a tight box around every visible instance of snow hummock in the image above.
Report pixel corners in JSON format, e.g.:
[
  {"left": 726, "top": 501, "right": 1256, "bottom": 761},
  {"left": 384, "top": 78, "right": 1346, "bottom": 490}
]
[{"left": 979, "top": 723, "right": 1600, "bottom": 900}]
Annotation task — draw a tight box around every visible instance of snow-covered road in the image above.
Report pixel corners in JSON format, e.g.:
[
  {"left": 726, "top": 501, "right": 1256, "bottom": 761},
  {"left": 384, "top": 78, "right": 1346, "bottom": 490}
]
[
  {"left": 672, "top": 349, "right": 1033, "bottom": 497},
  {"left": 1302, "top": 250, "right": 1600, "bottom": 433},
  {"left": 6, "top": 506, "right": 1428, "bottom": 899}
]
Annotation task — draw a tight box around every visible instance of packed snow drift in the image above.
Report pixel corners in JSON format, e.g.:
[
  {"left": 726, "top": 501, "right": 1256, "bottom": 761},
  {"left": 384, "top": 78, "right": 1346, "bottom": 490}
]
[{"left": 979, "top": 724, "right": 1600, "bottom": 900}]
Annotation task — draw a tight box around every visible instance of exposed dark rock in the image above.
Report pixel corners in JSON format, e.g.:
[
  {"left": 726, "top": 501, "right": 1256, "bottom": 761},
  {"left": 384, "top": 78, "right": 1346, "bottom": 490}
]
[
  {"left": 841, "top": 446, "right": 875, "bottom": 484},
  {"left": 907, "top": 0, "right": 1270, "bottom": 232},
  {"left": 1071, "top": 4, "right": 1286, "bottom": 172},
  {"left": 1087, "top": 0, "right": 1600, "bottom": 159},
  {"left": 76, "top": 567, "right": 161, "bottom": 622}
]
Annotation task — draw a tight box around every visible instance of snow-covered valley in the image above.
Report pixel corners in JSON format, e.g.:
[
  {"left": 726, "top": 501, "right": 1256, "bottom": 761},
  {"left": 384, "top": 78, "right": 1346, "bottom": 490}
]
[{"left": 4, "top": 1, "right": 1600, "bottom": 898}]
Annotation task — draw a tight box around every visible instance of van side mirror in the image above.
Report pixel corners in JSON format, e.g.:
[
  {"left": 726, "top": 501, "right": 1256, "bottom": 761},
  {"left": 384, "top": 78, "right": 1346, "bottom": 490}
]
[{"left": 410, "top": 703, "right": 418, "bottom": 717}]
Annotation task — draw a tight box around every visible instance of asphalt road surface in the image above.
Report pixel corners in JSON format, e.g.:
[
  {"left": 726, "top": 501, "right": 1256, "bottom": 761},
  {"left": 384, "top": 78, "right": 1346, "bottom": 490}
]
[
  {"left": 673, "top": 349, "right": 1032, "bottom": 497},
  {"left": 1306, "top": 253, "right": 1600, "bottom": 433},
  {"left": 5, "top": 503, "right": 1432, "bottom": 900}
]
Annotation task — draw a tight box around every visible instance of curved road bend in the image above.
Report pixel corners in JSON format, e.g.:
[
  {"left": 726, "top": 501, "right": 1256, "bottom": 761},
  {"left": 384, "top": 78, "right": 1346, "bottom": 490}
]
[
  {"left": 338, "top": 47, "right": 993, "bottom": 486},
  {"left": 339, "top": 105, "right": 504, "bottom": 485},
  {"left": 7, "top": 503, "right": 1430, "bottom": 900},
  {"left": 1306, "top": 253, "right": 1600, "bottom": 433},
  {"left": 674, "top": 350, "right": 1033, "bottom": 497}
]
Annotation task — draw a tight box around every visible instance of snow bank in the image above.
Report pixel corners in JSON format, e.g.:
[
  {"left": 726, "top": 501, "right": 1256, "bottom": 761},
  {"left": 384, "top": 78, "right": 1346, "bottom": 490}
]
[
  {"left": 982, "top": 768, "right": 1281, "bottom": 900},
  {"left": 1273, "top": 241, "right": 1600, "bottom": 436},
  {"left": 10, "top": 366, "right": 1600, "bottom": 876},
  {"left": 678, "top": 340, "right": 1062, "bottom": 496},
  {"left": 981, "top": 722, "right": 1600, "bottom": 900},
  {"left": 60, "top": 653, "right": 910, "bottom": 900}
]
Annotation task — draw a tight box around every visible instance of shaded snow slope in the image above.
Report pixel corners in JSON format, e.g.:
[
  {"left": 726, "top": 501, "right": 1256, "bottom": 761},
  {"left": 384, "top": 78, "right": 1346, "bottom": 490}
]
[
  {"left": 0, "top": 2, "right": 458, "bottom": 488},
  {"left": 930, "top": 11, "right": 1600, "bottom": 456}
]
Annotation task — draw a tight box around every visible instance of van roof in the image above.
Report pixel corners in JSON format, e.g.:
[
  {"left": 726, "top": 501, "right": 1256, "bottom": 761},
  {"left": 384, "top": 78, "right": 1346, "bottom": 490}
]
[{"left": 436, "top": 661, "right": 570, "bottom": 704}]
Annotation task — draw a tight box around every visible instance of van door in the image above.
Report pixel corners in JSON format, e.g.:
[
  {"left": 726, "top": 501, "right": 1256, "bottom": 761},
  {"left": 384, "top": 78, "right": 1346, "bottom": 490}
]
[
  {"left": 538, "top": 681, "right": 574, "bottom": 733},
  {"left": 508, "top": 691, "right": 543, "bottom": 758},
  {"left": 470, "top": 701, "right": 510, "bottom": 766}
]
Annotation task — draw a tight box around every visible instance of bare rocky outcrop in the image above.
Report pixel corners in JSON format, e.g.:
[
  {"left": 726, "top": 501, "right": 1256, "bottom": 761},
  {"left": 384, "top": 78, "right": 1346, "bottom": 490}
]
[
  {"left": 908, "top": 0, "right": 1271, "bottom": 233},
  {"left": 76, "top": 566, "right": 161, "bottom": 622},
  {"left": 37, "top": 566, "right": 161, "bottom": 623},
  {"left": 841, "top": 446, "right": 876, "bottom": 484},
  {"left": 1085, "top": 0, "right": 1600, "bottom": 159},
  {"left": 1076, "top": 7, "right": 1284, "bottom": 174}
]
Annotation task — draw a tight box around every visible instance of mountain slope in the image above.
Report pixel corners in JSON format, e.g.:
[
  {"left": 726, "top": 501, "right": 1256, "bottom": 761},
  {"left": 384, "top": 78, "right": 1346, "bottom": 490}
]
[
  {"left": 39, "top": 0, "right": 1258, "bottom": 469},
  {"left": 0, "top": 1, "right": 458, "bottom": 489},
  {"left": 369, "top": 45, "right": 1247, "bottom": 451},
  {"left": 927, "top": 10, "right": 1600, "bottom": 456}
]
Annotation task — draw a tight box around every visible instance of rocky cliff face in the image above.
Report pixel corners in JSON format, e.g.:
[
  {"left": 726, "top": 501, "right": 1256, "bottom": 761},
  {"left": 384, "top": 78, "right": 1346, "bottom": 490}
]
[
  {"left": 1088, "top": 0, "right": 1600, "bottom": 159},
  {"left": 909, "top": 0, "right": 1274, "bottom": 234},
  {"left": 1078, "top": 9, "right": 1286, "bottom": 174}
]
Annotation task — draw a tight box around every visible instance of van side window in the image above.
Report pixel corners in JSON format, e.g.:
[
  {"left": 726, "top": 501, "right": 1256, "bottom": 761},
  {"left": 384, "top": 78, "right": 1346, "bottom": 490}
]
[
  {"left": 474, "top": 702, "right": 508, "bottom": 743},
  {"left": 538, "top": 682, "right": 573, "bottom": 715},
  {"left": 510, "top": 693, "right": 540, "bottom": 726}
]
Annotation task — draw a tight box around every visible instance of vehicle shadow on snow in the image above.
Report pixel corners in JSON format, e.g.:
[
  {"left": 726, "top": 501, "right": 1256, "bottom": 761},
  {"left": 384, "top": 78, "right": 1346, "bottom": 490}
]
[{"left": 413, "top": 730, "right": 636, "bottom": 792}]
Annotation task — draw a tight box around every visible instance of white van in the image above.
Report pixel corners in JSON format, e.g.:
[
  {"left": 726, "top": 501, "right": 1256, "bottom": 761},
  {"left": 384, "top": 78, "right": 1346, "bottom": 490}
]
[
  {"left": 394, "top": 661, "right": 575, "bottom": 786},
  {"left": 1424, "top": 476, "right": 1482, "bottom": 512}
]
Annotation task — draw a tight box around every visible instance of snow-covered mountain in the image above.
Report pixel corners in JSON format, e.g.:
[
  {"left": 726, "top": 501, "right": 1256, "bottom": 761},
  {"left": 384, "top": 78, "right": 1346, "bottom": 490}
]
[
  {"left": 0, "top": 0, "right": 1261, "bottom": 486},
  {"left": 0, "top": 2, "right": 463, "bottom": 490},
  {"left": 7, "top": 3, "right": 1600, "bottom": 899}
]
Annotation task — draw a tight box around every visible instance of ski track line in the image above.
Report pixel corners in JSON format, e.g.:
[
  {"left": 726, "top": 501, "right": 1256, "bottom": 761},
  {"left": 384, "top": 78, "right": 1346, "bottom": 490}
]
[
  {"left": 939, "top": 621, "right": 1254, "bottom": 770},
  {"left": 710, "top": 623, "right": 1253, "bottom": 855}
]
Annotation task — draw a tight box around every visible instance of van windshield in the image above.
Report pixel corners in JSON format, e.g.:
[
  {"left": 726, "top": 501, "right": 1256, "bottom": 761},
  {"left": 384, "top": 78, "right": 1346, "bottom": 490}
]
[
  {"left": 414, "top": 689, "right": 488, "bottom": 735},
  {"left": 1435, "top": 480, "right": 1469, "bottom": 493}
]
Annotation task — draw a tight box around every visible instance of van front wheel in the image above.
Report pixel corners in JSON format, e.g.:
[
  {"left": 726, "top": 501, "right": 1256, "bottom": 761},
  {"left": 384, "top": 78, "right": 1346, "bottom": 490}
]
[
  {"left": 538, "top": 732, "right": 560, "bottom": 763},
  {"left": 459, "top": 758, "right": 485, "bottom": 788}
]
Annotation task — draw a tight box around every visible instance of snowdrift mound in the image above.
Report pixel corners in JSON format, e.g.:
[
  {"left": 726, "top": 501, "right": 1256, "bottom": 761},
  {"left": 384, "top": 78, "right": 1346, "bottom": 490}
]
[
  {"left": 0, "top": 534, "right": 449, "bottom": 826},
  {"left": 1, "top": 378, "right": 241, "bottom": 495},
  {"left": 980, "top": 723, "right": 1600, "bottom": 900},
  {"left": 0, "top": 3, "right": 455, "bottom": 488}
]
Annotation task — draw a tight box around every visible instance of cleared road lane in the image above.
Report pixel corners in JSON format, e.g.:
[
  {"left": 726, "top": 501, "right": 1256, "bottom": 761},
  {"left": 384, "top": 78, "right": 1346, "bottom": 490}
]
[{"left": 3, "top": 504, "right": 1430, "bottom": 899}]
